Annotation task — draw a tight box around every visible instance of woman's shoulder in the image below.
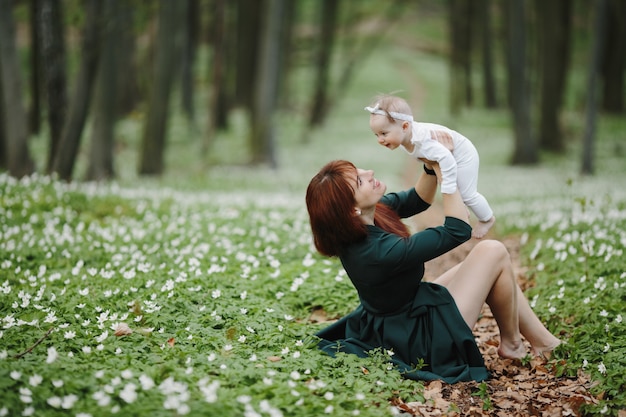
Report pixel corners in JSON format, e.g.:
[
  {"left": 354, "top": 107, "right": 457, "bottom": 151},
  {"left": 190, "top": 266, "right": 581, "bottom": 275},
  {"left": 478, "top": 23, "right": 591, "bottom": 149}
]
[{"left": 380, "top": 188, "right": 418, "bottom": 206}]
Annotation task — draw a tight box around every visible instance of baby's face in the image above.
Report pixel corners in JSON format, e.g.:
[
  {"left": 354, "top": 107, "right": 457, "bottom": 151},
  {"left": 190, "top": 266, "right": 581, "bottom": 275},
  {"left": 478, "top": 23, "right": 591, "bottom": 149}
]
[{"left": 369, "top": 115, "right": 405, "bottom": 150}]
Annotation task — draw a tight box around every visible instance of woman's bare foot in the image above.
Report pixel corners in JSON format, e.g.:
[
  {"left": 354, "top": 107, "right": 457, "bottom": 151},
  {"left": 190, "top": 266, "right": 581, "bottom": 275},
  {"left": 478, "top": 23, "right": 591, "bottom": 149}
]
[
  {"left": 497, "top": 338, "right": 527, "bottom": 360},
  {"left": 473, "top": 216, "right": 496, "bottom": 239},
  {"left": 531, "top": 339, "right": 562, "bottom": 360}
]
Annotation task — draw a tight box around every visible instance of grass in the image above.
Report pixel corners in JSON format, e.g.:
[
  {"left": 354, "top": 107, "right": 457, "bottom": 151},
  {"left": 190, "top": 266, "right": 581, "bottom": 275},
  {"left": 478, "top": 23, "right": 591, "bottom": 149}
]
[{"left": 3, "top": 8, "right": 626, "bottom": 415}]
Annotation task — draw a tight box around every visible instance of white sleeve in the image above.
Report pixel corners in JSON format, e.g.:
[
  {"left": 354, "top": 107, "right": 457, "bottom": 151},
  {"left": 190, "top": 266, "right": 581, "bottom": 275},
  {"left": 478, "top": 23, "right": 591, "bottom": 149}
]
[{"left": 420, "top": 138, "right": 457, "bottom": 194}]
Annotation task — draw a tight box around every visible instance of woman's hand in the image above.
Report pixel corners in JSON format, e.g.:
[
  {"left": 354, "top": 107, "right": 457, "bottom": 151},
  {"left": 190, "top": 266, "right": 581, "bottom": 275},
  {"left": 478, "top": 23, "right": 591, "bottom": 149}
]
[{"left": 430, "top": 130, "right": 454, "bottom": 152}]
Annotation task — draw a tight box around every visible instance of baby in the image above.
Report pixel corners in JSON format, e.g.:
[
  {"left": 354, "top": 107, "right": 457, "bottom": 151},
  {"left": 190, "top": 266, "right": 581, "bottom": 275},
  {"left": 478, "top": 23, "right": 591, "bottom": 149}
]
[{"left": 365, "top": 94, "right": 495, "bottom": 238}]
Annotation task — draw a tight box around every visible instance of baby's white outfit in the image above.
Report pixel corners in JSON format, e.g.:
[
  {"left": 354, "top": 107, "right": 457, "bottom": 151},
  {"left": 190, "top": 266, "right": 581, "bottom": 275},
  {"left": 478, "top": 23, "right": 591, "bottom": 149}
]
[{"left": 403, "top": 122, "right": 493, "bottom": 222}]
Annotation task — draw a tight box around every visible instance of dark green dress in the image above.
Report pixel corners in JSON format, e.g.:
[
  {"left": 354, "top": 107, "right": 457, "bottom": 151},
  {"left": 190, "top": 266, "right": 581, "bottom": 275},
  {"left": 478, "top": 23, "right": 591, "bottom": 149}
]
[{"left": 316, "top": 188, "right": 489, "bottom": 383}]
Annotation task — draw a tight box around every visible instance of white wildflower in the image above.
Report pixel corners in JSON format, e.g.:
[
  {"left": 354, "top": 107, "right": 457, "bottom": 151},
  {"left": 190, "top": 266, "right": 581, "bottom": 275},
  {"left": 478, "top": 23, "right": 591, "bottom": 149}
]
[
  {"left": 46, "top": 346, "right": 58, "bottom": 364},
  {"left": 47, "top": 396, "right": 62, "bottom": 408},
  {"left": 119, "top": 383, "right": 138, "bottom": 403},
  {"left": 93, "top": 390, "right": 111, "bottom": 406},
  {"left": 139, "top": 374, "right": 155, "bottom": 390},
  {"left": 28, "top": 374, "right": 43, "bottom": 387},
  {"left": 61, "top": 394, "right": 78, "bottom": 409}
]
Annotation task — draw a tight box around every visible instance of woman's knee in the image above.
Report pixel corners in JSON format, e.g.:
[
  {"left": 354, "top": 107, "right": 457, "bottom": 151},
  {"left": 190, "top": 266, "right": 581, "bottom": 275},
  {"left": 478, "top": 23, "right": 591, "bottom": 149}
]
[{"left": 473, "top": 240, "right": 509, "bottom": 263}]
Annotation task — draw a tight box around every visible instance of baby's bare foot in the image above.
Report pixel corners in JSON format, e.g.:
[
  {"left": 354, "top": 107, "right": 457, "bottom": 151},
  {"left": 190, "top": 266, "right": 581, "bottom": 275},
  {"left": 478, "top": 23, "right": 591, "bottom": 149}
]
[{"left": 473, "top": 216, "right": 496, "bottom": 239}]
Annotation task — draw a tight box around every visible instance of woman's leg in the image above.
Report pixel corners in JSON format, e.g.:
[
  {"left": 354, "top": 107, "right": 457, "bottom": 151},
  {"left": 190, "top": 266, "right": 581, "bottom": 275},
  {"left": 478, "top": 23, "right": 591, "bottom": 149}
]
[{"left": 434, "top": 240, "right": 560, "bottom": 359}]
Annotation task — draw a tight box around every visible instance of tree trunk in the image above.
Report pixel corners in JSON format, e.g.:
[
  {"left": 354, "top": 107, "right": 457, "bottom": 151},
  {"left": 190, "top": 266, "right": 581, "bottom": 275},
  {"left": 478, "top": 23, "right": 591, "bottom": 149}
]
[
  {"left": 86, "top": 0, "right": 119, "bottom": 181},
  {"left": 462, "top": 0, "right": 474, "bottom": 107},
  {"left": 138, "top": 0, "right": 186, "bottom": 176},
  {"left": 181, "top": 0, "right": 199, "bottom": 123},
  {"left": 327, "top": 0, "right": 404, "bottom": 120},
  {"left": 582, "top": 0, "right": 608, "bottom": 175},
  {"left": 478, "top": 0, "right": 497, "bottom": 108},
  {"left": 52, "top": 0, "right": 102, "bottom": 181},
  {"left": 249, "top": 0, "right": 285, "bottom": 167},
  {"left": 0, "top": 80, "right": 4, "bottom": 170},
  {"left": 235, "top": 0, "right": 262, "bottom": 110},
  {"left": 536, "top": 0, "right": 571, "bottom": 152},
  {"left": 115, "top": 2, "right": 139, "bottom": 117},
  {"left": 204, "top": 0, "right": 227, "bottom": 156},
  {"left": 28, "top": 0, "right": 41, "bottom": 135},
  {"left": 0, "top": 0, "right": 35, "bottom": 177},
  {"left": 601, "top": 0, "right": 626, "bottom": 113},
  {"left": 35, "top": 0, "right": 68, "bottom": 173},
  {"left": 507, "top": 0, "right": 537, "bottom": 164},
  {"left": 308, "top": 0, "right": 339, "bottom": 128},
  {"left": 277, "top": 0, "right": 296, "bottom": 110},
  {"left": 448, "top": 0, "right": 468, "bottom": 115}
]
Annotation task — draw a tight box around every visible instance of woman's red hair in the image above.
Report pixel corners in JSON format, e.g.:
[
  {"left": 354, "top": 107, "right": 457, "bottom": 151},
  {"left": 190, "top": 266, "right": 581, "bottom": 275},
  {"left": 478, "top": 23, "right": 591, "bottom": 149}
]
[{"left": 306, "top": 160, "right": 410, "bottom": 257}]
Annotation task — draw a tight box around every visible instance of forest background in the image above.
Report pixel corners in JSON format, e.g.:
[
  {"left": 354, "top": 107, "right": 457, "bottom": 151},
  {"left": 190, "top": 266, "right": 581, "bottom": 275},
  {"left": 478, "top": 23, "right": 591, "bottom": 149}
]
[
  {"left": 1, "top": 0, "right": 626, "bottom": 416},
  {"left": 1, "top": 0, "right": 625, "bottom": 181}
]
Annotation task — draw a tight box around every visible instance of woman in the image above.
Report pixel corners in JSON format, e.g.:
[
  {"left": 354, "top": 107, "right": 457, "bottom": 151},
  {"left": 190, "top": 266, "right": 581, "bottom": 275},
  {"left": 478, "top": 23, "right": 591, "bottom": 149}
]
[{"left": 305, "top": 160, "right": 560, "bottom": 383}]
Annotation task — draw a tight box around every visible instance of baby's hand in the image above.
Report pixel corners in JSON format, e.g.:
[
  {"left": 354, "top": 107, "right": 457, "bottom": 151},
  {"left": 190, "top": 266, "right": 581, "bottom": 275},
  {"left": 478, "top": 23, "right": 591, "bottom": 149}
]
[{"left": 430, "top": 130, "right": 454, "bottom": 152}]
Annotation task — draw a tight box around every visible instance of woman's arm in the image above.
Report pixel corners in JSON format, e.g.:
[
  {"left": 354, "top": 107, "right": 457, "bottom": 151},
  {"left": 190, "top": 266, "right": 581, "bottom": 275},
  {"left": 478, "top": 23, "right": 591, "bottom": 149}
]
[
  {"left": 442, "top": 189, "right": 470, "bottom": 225},
  {"left": 414, "top": 164, "right": 437, "bottom": 205},
  {"left": 418, "top": 159, "right": 468, "bottom": 226}
]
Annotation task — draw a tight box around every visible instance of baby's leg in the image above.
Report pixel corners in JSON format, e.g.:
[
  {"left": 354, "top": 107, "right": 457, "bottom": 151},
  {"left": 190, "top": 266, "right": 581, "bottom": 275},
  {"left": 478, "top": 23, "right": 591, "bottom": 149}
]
[{"left": 456, "top": 161, "right": 495, "bottom": 238}]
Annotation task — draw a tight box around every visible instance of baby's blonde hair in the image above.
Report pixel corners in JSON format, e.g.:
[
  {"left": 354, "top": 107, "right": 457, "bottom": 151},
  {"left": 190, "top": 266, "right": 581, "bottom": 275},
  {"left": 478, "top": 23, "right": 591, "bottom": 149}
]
[{"left": 369, "top": 94, "right": 413, "bottom": 123}]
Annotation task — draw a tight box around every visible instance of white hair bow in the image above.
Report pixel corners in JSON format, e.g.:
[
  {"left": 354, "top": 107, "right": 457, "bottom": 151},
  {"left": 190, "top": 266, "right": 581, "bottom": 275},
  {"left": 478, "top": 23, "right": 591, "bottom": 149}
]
[{"left": 364, "top": 103, "right": 413, "bottom": 122}]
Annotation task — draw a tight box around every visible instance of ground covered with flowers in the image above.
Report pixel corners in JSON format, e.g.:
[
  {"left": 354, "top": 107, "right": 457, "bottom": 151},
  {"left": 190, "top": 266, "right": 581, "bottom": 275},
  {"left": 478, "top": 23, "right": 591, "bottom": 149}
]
[{"left": 1, "top": 171, "right": 625, "bottom": 416}]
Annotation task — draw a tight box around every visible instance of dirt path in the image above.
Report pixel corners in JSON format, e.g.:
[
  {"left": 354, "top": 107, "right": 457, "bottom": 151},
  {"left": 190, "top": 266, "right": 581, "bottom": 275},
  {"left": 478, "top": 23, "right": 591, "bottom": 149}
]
[{"left": 395, "top": 67, "right": 597, "bottom": 415}]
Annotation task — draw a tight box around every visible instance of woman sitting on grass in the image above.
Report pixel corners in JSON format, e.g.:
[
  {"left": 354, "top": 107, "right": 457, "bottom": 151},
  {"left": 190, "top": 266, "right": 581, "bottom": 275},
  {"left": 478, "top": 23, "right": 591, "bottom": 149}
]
[{"left": 305, "top": 159, "right": 560, "bottom": 383}]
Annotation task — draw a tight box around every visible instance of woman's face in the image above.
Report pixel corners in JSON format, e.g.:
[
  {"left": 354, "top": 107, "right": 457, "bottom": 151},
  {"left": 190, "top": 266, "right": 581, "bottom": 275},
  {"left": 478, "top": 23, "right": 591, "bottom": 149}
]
[
  {"left": 351, "top": 168, "right": 386, "bottom": 210},
  {"left": 369, "top": 115, "right": 406, "bottom": 149}
]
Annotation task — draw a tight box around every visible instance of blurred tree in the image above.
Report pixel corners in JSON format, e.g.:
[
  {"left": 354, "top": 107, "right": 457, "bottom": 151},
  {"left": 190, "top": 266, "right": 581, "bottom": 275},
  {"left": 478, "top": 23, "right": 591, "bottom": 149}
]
[
  {"left": 448, "top": 0, "right": 473, "bottom": 115},
  {"left": 204, "top": 0, "right": 228, "bottom": 155},
  {"left": 235, "top": 0, "right": 262, "bottom": 111},
  {"left": 277, "top": 0, "right": 297, "bottom": 111},
  {"left": 601, "top": 0, "right": 626, "bottom": 113},
  {"left": 582, "top": 0, "right": 608, "bottom": 175},
  {"left": 0, "top": 0, "right": 35, "bottom": 177},
  {"left": 308, "top": 0, "right": 339, "bottom": 128},
  {"left": 181, "top": 0, "right": 199, "bottom": 124},
  {"left": 478, "top": 0, "right": 497, "bottom": 108},
  {"left": 330, "top": 0, "right": 404, "bottom": 112},
  {"left": 35, "top": 0, "right": 68, "bottom": 174},
  {"left": 536, "top": 0, "right": 571, "bottom": 152},
  {"left": 86, "top": 0, "right": 119, "bottom": 181},
  {"left": 52, "top": 0, "right": 102, "bottom": 181},
  {"left": 116, "top": 2, "right": 140, "bottom": 117},
  {"left": 139, "top": 0, "right": 186, "bottom": 176},
  {"left": 28, "top": 0, "right": 41, "bottom": 135},
  {"left": 507, "top": 0, "right": 537, "bottom": 164},
  {"left": 249, "top": 0, "right": 286, "bottom": 167}
]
